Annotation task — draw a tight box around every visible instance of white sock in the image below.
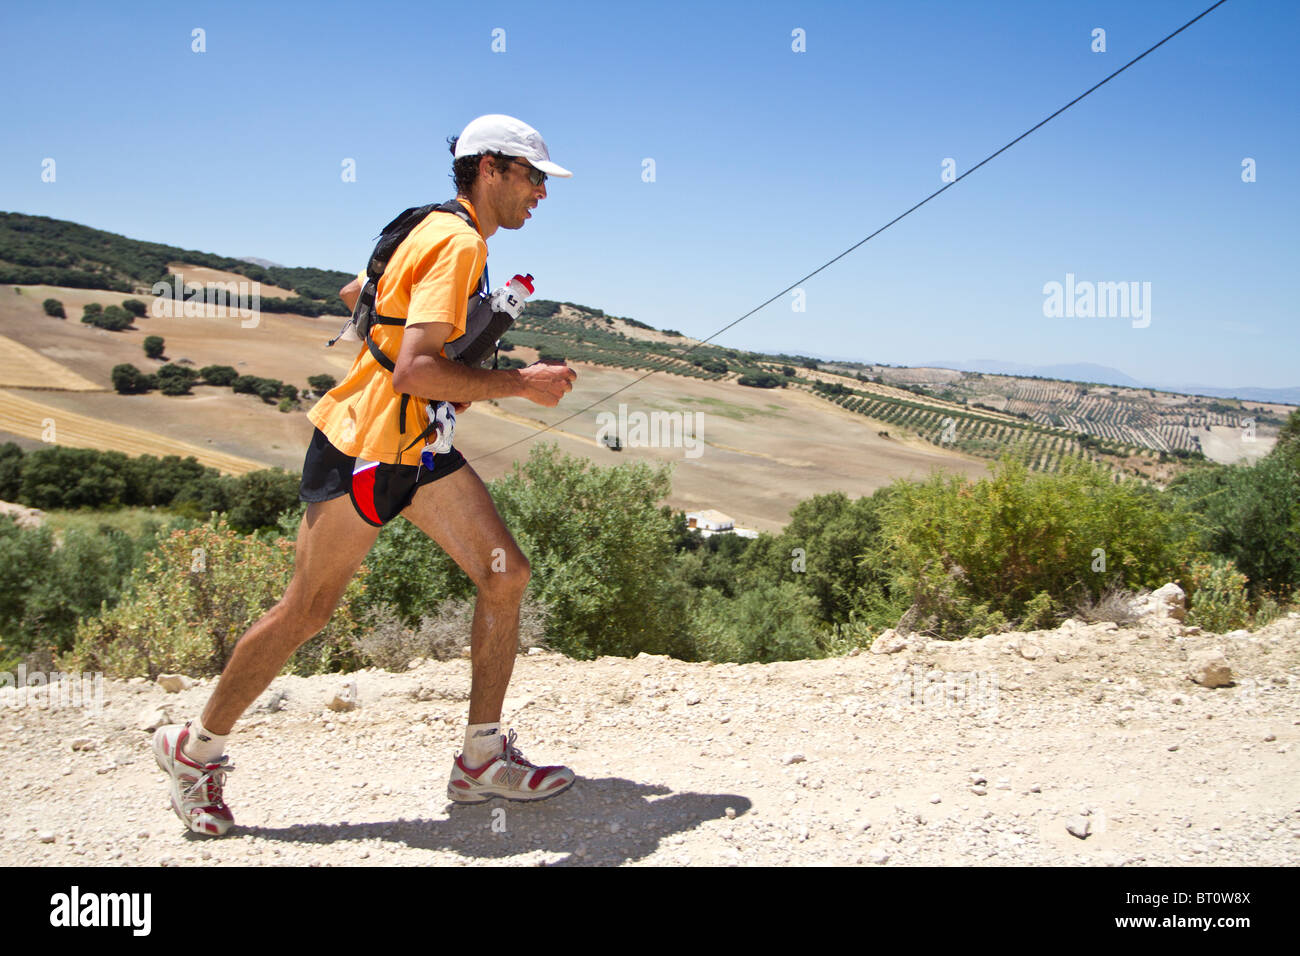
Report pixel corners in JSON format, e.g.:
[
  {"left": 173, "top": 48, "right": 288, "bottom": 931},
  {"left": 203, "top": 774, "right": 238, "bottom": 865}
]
[
  {"left": 183, "top": 717, "right": 228, "bottom": 765},
  {"left": 463, "top": 721, "right": 503, "bottom": 768}
]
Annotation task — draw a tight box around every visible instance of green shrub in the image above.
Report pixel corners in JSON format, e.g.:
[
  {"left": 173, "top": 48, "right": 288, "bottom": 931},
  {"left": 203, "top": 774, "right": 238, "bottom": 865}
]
[
  {"left": 20, "top": 447, "right": 130, "bottom": 509},
  {"left": 0, "top": 518, "right": 154, "bottom": 664},
  {"left": 223, "top": 469, "right": 301, "bottom": 533},
  {"left": 0, "top": 442, "right": 23, "bottom": 500},
  {"left": 870, "top": 454, "right": 1196, "bottom": 639},
  {"left": 199, "top": 365, "right": 238, "bottom": 386},
  {"left": 734, "top": 490, "right": 888, "bottom": 626},
  {"left": 307, "top": 374, "right": 336, "bottom": 393},
  {"left": 1186, "top": 557, "right": 1251, "bottom": 633},
  {"left": 81, "top": 304, "right": 133, "bottom": 331},
  {"left": 42, "top": 298, "right": 65, "bottom": 318},
  {"left": 143, "top": 335, "right": 165, "bottom": 359},
  {"left": 59, "top": 515, "right": 368, "bottom": 678},
  {"left": 121, "top": 298, "right": 147, "bottom": 318},
  {"left": 232, "top": 375, "right": 286, "bottom": 403},
  {"left": 488, "top": 444, "right": 691, "bottom": 659},
  {"left": 154, "top": 363, "right": 197, "bottom": 396},
  {"left": 1166, "top": 453, "right": 1300, "bottom": 599},
  {"left": 111, "top": 363, "right": 151, "bottom": 394},
  {"left": 691, "top": 581, "right": 825, "bottom": 663},
  {"left": 1018, "top": 590, "right": 1060, "bottom": 631}
]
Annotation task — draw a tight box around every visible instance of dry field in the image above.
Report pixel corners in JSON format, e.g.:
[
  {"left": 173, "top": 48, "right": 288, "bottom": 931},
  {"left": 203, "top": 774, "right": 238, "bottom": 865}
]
[
  {"left": 164, "top": 262, "right": 301, "bottom": 300},
  {"left": 2, "top": 283, "right": 998, "bottom": 527}
]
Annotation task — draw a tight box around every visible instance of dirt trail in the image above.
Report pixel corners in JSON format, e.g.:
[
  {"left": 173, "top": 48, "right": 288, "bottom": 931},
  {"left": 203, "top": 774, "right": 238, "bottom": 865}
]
[{"left": 1, "top": 606, "right": 1296, "bottom": 867}]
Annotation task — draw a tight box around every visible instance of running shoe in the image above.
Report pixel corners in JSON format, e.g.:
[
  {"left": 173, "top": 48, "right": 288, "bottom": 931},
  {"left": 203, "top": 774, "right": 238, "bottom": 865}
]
[
  {"left": 447, "top": 729, "right": 574, "bottom": 804},
  {"left": 152, "top": 722, "right": 236, "bottom": 836}
]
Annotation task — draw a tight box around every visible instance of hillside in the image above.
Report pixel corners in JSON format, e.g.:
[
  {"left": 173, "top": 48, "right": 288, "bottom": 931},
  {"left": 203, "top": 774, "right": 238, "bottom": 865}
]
[
  {"left": 2, "top": 593, "right": 1295, "bottom": 866},
  {"left": 0, "top": 212, "right": 351, "bottom": 313},
  {"left": 0, "top": 211, "right": 1293, "bottom": 526},
  {"left": 0, "top": 285, "right": 993, "bottom": 533}
]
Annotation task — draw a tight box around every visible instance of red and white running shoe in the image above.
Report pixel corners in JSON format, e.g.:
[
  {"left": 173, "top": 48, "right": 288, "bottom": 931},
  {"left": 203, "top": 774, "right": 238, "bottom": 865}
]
[
  {"left": 447, "top": 729, "right": 574, "bottom": 804},
  {"left": 152, "top": 722, "right": 236, "bottom": 836}
]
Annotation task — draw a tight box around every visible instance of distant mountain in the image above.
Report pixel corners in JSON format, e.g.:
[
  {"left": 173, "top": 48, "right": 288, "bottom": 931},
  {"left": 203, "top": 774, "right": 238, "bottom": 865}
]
[
  {"left": 923, "top": 359, "right": 1144, "bottom": 388},
  {"left": 1147, "top": 383, "right": 1300, "bottom": 406},
  {"left": 922, "top": 358, "right": 1298, "bottom": 406},
  {"left": 239, "top": 256, "right": 284, "bottom": 269}
]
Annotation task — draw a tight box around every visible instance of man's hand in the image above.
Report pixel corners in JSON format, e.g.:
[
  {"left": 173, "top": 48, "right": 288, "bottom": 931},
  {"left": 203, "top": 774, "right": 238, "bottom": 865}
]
[
  {"left": 518, "top": 361, "right": 577, "bottom": 407},
  {"left": 451, "top": 401, "right": 472, "bottom": 413}
]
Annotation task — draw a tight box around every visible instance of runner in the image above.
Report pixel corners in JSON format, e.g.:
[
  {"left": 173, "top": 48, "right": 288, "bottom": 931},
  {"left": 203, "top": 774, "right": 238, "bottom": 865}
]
[{"left": 153, "top": 114, "right": 579, "bottom": 835}]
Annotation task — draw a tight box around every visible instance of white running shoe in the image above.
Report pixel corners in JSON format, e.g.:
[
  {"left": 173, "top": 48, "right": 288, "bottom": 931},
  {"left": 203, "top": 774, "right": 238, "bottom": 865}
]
[
  {"left": 152, "top": 722, "right": 236, "bottom": 836},
  {"left": 447, "top": 729, "right": 574, "bottom": 804}
]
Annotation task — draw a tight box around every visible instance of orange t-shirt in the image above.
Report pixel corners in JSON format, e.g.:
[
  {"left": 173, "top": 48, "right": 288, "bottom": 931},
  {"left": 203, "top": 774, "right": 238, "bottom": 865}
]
[{"left": 307, "top": 199, "right": 488, "bottom": 465}]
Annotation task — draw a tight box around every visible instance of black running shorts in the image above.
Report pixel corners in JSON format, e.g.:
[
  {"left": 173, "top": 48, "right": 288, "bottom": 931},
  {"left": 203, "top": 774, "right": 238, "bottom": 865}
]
[{"left": 298, "top": 427, "right": 467, "bottom": 527}]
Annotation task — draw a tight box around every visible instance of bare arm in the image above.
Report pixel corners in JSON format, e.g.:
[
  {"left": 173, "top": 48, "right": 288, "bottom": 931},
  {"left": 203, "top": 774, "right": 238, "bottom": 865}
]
[
  {"left": 392, "top": 322, "right": 574, "bottom": 407},
  {"left": 339, "top": 278, "right": 362, "bottom": 313}
]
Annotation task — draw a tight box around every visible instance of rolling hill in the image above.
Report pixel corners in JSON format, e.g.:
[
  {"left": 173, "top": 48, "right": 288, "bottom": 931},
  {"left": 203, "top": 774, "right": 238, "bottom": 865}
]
[{"left": 0, "top": 211, "right": 1293, "bottom": 531}]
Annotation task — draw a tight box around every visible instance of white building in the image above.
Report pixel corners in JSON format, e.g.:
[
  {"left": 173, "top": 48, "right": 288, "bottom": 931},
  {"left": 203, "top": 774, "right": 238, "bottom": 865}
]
[{"left": 685, "top": 509, "right": 759, "bottom": 539}]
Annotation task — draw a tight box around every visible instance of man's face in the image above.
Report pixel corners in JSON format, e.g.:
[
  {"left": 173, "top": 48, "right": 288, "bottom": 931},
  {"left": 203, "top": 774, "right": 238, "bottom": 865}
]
[{"left": 490, "top": 156, "right": 548, "bottom": 230}]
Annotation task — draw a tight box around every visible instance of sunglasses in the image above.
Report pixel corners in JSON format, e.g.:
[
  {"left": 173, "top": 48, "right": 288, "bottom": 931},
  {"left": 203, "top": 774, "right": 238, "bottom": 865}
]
[{"left": 509, "top": 159, "right": 547, "bottom": 186}]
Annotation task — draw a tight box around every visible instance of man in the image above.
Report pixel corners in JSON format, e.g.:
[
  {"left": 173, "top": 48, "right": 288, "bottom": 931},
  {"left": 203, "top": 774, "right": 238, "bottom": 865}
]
[{"left": 152, "top": 114, "right": 580, "bottom": 836}]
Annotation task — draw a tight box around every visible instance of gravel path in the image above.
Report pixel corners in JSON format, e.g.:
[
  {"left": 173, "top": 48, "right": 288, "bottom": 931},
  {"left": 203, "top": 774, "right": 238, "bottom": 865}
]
[{"left": 3, "top": 609, "right": 1297, "bottom": 867}]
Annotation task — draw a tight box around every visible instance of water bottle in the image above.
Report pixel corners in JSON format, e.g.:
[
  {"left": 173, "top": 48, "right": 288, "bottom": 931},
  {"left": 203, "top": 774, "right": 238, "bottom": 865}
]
[
  {"left": 419, "top": 401, "right": 457, "bottom": 470},
  {"left": 490, "top": 273, "right": 534, "bottom": 319}
]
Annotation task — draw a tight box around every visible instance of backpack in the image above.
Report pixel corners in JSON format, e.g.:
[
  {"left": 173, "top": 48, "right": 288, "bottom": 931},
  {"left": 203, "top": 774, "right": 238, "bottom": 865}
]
[{"left": 327, "top": 199, "right": 513, "bottom": 455}]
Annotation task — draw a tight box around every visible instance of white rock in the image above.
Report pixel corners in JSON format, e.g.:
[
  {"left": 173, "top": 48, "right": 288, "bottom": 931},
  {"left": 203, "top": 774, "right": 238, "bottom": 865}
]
[
  {"left": 1017, "top": 642, "right": 1043, "bottom": 661},
  {"left": 868, "top": 848, "right": 890, "bottom": 864},
  {"left": 138, "top": 706, "right": 170, "bottom": 733},
  {"left": 1066, "top": 816, "right": 1092, "bottom": 839},
  {"left": 1132, "top": 582, "right": 1187, "bottom": 623},
  {"left": 327, "top": 680, "right": 359, "bottom": 712},
  {"left": 68, "top": 736, "right": 94, "bottom": 751},
  {"left": 724, "top": 807, "right": 736, "bottom": 819},
  {"left": 527, "top": 647, "right": 545, "bottom": 656},
  {"left": 156, "top": 674, "right": 194, "bottom": 693},
  {"left": 870, "top": 629, "right": 908, "bottom": 655},
  {"left": 37, "top": 831, "right": 55, "bottom": 844},
  {"left": 781, "top": 752, "right": 806, "bottom": 766},
  {"left": 1188, "top": 650, "right": 1232, "bottom": 688}
]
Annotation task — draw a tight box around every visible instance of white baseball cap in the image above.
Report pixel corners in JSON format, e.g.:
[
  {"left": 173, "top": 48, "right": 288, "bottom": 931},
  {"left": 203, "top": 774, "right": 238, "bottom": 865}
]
[{"left": 453, "top": 114, "right": 572, "bottom": 178}]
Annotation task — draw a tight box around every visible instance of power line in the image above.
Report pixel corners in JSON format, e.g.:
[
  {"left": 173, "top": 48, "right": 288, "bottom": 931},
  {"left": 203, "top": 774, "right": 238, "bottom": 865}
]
[{"left": 467, "top": 0, "right": 1230, "bottom": 464}]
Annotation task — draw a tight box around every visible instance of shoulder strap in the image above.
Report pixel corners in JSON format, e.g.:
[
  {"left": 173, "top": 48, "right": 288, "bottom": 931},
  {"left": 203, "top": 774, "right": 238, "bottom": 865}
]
[{"left": 360, "top": 199, "right": 485, "bottom": 457}]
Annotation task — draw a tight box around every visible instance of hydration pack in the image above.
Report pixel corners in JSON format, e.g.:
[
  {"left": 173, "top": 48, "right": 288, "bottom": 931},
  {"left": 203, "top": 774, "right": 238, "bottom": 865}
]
[{"left": 327, "top": 199, "right": 514, "bottom": 455}]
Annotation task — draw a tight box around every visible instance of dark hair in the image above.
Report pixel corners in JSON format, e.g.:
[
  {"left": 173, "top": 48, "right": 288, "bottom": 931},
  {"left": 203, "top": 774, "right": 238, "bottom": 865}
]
[{"left": 448, "top": 136, "right": 512, "bottom": 196}]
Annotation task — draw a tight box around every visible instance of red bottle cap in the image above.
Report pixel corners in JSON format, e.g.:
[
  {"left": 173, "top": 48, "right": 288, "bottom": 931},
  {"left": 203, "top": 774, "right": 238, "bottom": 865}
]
[{"left": 511, "top": 273, "right": 534, "bottom": 294}]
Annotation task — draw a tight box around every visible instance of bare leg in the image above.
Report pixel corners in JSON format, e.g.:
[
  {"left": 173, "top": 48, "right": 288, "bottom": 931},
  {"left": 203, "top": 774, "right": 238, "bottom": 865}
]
[
  {"left": 400, "top": 462, "right": 529, "bottom": 724},
  {"left": 200, "top": 495, "right": 380, "bottom": 734}
]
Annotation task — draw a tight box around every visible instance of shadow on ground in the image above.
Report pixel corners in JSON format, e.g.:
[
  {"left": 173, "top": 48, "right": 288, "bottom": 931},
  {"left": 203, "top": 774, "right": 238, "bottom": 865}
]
[{"left": 230, "top": 776, "right": 752, "bottom": 865}]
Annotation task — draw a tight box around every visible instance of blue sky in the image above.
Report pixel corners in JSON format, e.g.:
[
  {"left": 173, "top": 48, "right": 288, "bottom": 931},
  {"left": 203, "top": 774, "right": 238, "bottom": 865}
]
[{"left": 3, "top": 0, "right": 1296, "bottom": 390}]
